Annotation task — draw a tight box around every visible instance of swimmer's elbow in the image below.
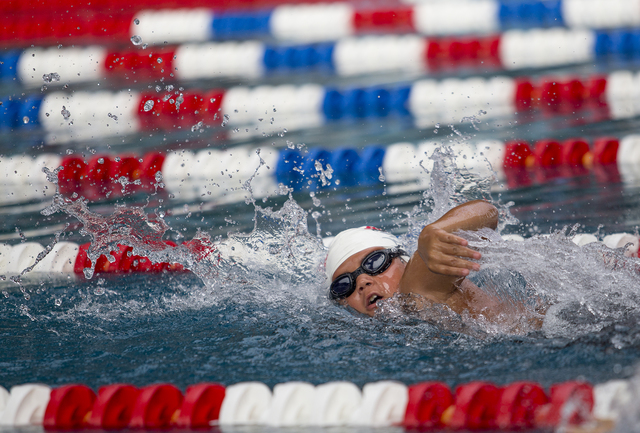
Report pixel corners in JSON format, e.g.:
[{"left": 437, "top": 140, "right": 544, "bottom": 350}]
[{"left": 480, "top": 201, "right": 499, "bottom": 230}]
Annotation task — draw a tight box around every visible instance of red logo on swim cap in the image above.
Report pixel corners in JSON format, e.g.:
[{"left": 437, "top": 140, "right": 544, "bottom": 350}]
[{"left": 365, "top": 226, "right": 382, "bottom": 231}]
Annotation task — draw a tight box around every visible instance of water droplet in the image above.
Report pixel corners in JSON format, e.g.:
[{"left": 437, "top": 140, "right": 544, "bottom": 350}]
[
  {"left": 97, "top": 157, "right": 104, "bottom": 164},
  {"left": 191, "top": 121, "right": 203, "bottom": 132},
  {"left": 144, "top": 100, "right": 154, "bottom": 112},
  {"left": 107, "top": 112, "right": 118, "bottom": 121},
  {"left": 54, "top": 298, "right": 62, "bottom": 306},
  {"left": 61, "top": 106, "right": 71, "bottom": 121},
  {"left": 130, "top": 35, "right": 143, "bottom": 46},
  {"left": 83, "top": 267, "right": 94, "bottom": 279},
  {"left": 42, "top": 72, "right": 60, "bottom": 83},
  {"left": 221, "top": 114, "right": 230, "bottom": 127},
  {"left": 157, "top": 57, "right": 163, "bottom": 64},
  {"left": 22, "top": 116, "right": 29, "bottom": 124},
  {"left": 134, "top": 18, "right": 140, "bottom": 25},
  {"left": 94, "top": 287, "right": 105, "bottom": 295}
]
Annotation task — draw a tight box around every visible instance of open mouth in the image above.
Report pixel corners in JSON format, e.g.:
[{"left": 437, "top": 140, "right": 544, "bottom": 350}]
[{"left": 367, "top": 294, "right": 383, "bottom": 307}]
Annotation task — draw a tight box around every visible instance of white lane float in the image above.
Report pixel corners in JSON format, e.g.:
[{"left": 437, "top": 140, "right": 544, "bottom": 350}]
[
  {"left": 349, "top": 380, "right": 408, "bottom": 427},
  {"left": 603, "top": 233, "right": 640, "bottom": 257},
  {"left": 31, "top": 242, "right": 79, "bottom": 274},
  {"left": 0, "top": 386, "right": 9, "bottom": 416},
  {"left": 502, "top": 234, "right": 525, "bottom": 242},
  {"left": 311, "top": 381, "right": 362, "bottom": 426},
  {"left": 262, "top": 382, "right": 315, "bottom": 426},
  {"left": 218, "top": 382, "right": 272, "bottom": 425},
  {"left": 0, "top": 384, "right": 51, "bottom": 426},
  {"left": 594, "top": 379, "right": 633, "bottom": 422},
  {"left": 2, "top": 242, "right": 45, "bottom": 274},
  {"left": 572, "top": 233, "right": 600, "bottom": 246}
]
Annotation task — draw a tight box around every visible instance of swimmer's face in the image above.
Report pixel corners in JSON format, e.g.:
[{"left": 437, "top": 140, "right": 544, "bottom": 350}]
[{"left": 332, "top": 246, "right": 406, "bottom": 317}]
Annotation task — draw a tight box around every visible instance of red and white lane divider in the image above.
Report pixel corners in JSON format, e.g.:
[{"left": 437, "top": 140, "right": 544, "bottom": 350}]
[
  {"left": 0, "top": 379, "right": 616, "bottom": 429},
  {"left": 2, "top": 227, "right": 639, "bottom": 277},
  {"left": 381, "top": 135, "right": 633, "bottom": 186},
  {"left": 14, "top": 27, "right": 596, "bottom": 88},
  {"left": 0, "top": 242, "right": 188, "bottom": 276},
  {"left": 16, "top": 67, "right": 640, "bottom": 145},
  {"left": 1, "top": 134, "right": 639, "bottom": 206},
  {"left": 5, "top": 0, "right": 640, "bottom": 49}
]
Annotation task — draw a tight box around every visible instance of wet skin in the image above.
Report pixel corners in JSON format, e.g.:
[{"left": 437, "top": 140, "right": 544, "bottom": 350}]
[
  {"left": 332, "top": 246, "right": 406, "bottom": 317},
  {"left": 334, "top": 200, "right": 502, "bottom": 318}
]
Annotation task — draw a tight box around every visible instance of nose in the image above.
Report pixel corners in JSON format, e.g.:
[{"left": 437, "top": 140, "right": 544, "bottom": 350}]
[{"left": 356, "top": 273, "right": 376, "bottom": 292}]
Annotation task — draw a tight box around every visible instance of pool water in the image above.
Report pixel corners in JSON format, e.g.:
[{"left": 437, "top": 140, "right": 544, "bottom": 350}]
[{"left": 2, "top": 152, "right": 640, "bottom": 396}]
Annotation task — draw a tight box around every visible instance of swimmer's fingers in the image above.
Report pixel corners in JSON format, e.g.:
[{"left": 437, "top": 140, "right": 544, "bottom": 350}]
[
  {"left": 431, "top": 264, "right": 473, "bottom": 277},
  {"left": 432, "top": 230, "right": 469, "bottom": 246},
  {"left": 430, "top": 251, "right": 480, "bottom": 276},
  {"left": 439, "top": 243, "right": 481, "bottom": 260}
]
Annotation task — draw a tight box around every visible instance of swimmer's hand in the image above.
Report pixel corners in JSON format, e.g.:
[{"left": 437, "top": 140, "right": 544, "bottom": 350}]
[{"left": 418, "top": 226, "right": 482, "bottom": 277}]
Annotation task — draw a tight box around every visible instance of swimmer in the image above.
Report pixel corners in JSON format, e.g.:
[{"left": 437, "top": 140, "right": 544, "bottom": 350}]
[{"left": 326, "top": 200, "right": 514, "bottom": 321}]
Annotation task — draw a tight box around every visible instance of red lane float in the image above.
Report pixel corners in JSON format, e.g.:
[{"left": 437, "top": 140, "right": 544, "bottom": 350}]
[
  {"left": 352, "top": 8, "right": 414, "bottom": 33},
  {"left": 43, "top": 385, "right": 96, "bottom": 430},
  {"left": 86, "top": 384, "right": 141, "bottom": 429},
  {"left": 129, "top": 385, "right": 183, "bottom": 429},
  {"left": 173, "top": 383, "right": 225, "bottom": 428},
  {"left": 58, "top": 152, "right": 165, "bottom": 197},
  {"left": 448, "top": 382, "right": 502, "bottom": 430},
  {"left": 532, "top": 139, "right": 562, "bottom": 167},
  {"left": 403, "top": 382, "right": 453, "bottom": 429},
  {"left": 496, "top": 381, "right": 548, "bottom": 429},
  {"left": 592, "top": 137, "right": 620, "bottom": 165},
  {"left": 537, "top": 381, "right": 595, "bottom": 427},
  {"left": 515, "top": 75, "right": 612, "bottom": 114},
  {"left": 561, "top": 138, "right": 591, "bottom": 166},
  {"left": 74, "top": 242, "right": 186, "bottom": 275}
]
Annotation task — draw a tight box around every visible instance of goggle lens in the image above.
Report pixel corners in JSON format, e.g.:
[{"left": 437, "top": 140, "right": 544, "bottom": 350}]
[
  {"left": 330, "top": 275, "right": 354, "bottom": 299},
  {"left": 362, "top": 251, "right": 388, "bottom": 274}
]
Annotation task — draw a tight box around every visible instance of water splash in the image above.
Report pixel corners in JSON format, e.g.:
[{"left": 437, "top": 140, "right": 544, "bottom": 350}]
[{"left": 35, "top": 142, "right": 640, "bottom": 342}]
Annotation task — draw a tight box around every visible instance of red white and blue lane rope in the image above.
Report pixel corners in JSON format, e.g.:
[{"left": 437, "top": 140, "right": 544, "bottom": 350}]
[
  {"left": 6, "top": 25, "right": 624, "bottom": 87},
  {"left": 1, "top": 134, "right": 639, "bottom": 205},
  {"left": 4, "top": 26, "right": 640, "bottom": 88},
  {"left": 0, "top": 378, "right": 631, "bottom": 430},
  {"left": 2, "top": 0, "right": 640, "bottom": 48},
  {"left": 2, "top": 69, "right": 639, "bottom": 143}
]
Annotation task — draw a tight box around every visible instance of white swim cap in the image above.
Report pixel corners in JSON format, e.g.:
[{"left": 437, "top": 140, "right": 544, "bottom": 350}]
[{"left": 325, "top": 226, "right": 404, "bottom": 281}]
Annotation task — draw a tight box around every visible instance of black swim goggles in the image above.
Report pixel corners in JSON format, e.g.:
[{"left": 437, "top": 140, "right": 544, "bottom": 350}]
[{"left": 329, "top": 248, "right": 407, "bottom": 300}]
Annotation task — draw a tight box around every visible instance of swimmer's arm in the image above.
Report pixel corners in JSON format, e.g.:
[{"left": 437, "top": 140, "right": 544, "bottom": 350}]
[
  {"left": 399, "top": 200, "right": 498, "bottom": 305},
  {"left": 418, "top": 199, "right": 498, "bottom": 277}
]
